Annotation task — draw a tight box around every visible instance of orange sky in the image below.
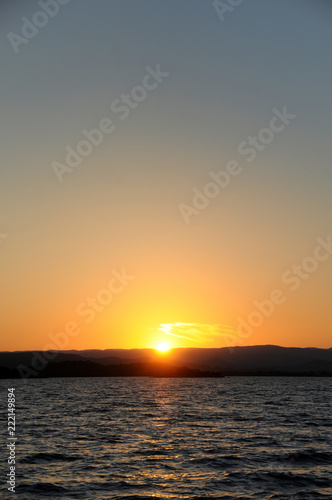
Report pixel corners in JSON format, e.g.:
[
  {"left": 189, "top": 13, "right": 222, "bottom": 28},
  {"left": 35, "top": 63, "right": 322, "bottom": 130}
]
[{"left": 1, "top": 1, "right": 331, "bottom": 351}]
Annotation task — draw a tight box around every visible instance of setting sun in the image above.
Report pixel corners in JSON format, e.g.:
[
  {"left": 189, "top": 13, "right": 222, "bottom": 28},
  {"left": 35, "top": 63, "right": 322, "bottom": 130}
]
[{"left": 155, "top": 342, "right": 171, "bottom": 353}]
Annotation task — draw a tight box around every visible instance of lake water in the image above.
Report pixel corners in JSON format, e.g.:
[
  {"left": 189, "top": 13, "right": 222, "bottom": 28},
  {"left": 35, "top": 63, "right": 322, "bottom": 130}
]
[{"left": 0, "top": 377, "right": 331, "bottom": 499}]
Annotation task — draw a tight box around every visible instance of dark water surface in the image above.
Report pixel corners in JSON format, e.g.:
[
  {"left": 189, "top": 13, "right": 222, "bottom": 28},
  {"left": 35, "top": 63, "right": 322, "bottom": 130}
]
[{"left": 0, "top": 377, "right": 331, "bottom": 499}]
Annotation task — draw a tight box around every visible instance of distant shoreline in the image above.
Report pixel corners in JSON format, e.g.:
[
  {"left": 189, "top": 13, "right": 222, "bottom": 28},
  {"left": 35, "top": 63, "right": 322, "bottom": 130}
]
[
  {"left": 1, "top": 345, "right": 331, "bottom": 380},
  {"left": 0, "top": 360, "right": 331, "bottom": 380}
]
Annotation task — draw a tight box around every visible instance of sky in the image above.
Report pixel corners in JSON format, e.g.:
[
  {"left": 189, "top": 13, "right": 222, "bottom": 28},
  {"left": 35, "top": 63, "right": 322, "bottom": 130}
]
[{"left": 1, "top": 0, "right": 331, "bottom": 351}]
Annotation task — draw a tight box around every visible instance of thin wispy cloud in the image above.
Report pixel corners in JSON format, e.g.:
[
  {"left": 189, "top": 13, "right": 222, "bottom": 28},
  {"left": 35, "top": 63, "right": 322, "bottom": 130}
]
[{"left": 158, "top": 323, "right": 236, "bottom": 345}]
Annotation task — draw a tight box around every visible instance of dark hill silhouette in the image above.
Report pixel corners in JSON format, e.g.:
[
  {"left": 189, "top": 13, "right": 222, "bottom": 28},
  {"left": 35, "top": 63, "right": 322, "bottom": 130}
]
[
  {"left": 56, "top": 345, "right": 332, "bottom": 375},
  {"left": 0, "top": 346, "right": 331, "bottom": 379},
  {"left": 0, "top": 360, "right": 223, "bottom": 379}
]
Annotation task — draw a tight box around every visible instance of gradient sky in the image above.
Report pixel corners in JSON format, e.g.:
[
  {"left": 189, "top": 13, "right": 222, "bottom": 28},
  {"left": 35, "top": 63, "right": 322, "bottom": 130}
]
[{"left": 1, "top": 0, "right": 331, "bottom": 351}]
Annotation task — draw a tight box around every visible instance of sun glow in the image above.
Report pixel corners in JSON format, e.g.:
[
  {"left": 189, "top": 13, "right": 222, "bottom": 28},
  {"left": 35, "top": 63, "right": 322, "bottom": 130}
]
[{"left": 155, "top": 341, "right": 171, "bottom": 353}]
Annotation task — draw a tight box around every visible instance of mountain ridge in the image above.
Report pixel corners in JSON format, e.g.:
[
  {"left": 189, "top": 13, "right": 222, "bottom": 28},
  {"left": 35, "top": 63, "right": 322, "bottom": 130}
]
[{"left": 0, "top": 345, "right": 331, "bottom": 378}]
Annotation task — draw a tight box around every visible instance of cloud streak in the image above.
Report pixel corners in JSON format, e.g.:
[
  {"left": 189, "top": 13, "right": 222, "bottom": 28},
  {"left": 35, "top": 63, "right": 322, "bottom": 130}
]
[{"left": 158, "top": 323, "right": 236, "bottom": 345}]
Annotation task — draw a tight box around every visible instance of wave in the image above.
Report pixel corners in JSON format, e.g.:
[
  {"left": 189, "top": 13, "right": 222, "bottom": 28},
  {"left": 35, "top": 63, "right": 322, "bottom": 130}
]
[
  {"left": 21, "top": 452, "right": 82, "bottom": 464},
  {"left": 187, "top": 455, "right": 244, "bottom": 469},
  {"left": 133, "top": 448, "right": 171, "bottom": 456},
  {"left": 265, "top": 471, "right": 331, "bottom": 487},
  {"left": 269, "top": 492, "right": 332, "bottom": 499},
  {"left": 279, "top": 450, "right": 332, "bottom": 465},
  {"left": 18, "top": 482, "right": 69, "bottom": 494}
]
